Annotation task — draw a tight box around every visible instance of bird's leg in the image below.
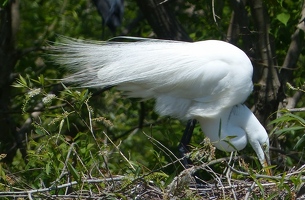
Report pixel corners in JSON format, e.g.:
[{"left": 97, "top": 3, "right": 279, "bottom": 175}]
[
  {"left": 179, "top": 119, "right": 205, "bottom": 186},
  {"left": 138, "top": 102, "right": 145, "bottom": 129},
  {"left": 178, "top": 119, "right": 197, "bottom": 168}
]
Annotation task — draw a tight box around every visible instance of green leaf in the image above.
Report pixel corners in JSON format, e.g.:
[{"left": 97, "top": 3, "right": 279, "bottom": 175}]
[
  {"left": 274, "top": 126, "right": 304, "bottom": 136},
  {"left": 1, "top": 0, "right": 9, "bottom": 7},
  {"left": 0, "top": 164, "right": 5, "bottom": 180},
  {"left": 67, "top": 162, "right": 80, "bottom": 181},
  {"left": 34, "top": 127, "right": 45, "bottom": 135},
  {"left": 255, "top": 179, "right": 265, "bottom": 195},
  {"left": 39, "top": 74, "right": 45, "bottom": 86},
  {"left": 12, "top": 75, "right": 29, "bottom": 88},
  {"left": 294, "top": 134, "right": 305, "bottom": 149},
  {"left": 269, "top": 114, "right": 291, "bottom": 124},
  {"left": 286, "top": 113, "right": 305, "bottom": 125},
  {"left": 218, "top": 119, "right": 222, "bottom": 138},
  {"left": 19, "top": 75, "right": 28, "bottom": 86},
  {"left": 66, "top": 117, "right": 70, "bottom": 131},
  {"left": 58, "top": 119, "right": 64, "bottom": 134},
  {"left": 225, "top": 135, "right": 237, "bottom": 139},
  {"left": 87, "top": 143, "right": 94, "bottom": 150},
  {"left": 46, "top": 162, "right": 51, "bottom": 175},
  {"left": 276, "top": 13, "right": 290, "bottom": 26},
  {"left": 164, "top": 172, "right": 176, "bottom": 186},
  {"left": 270, "top": 113, "right": 305, "bottom": 126},
  {"left": 223, "top": 139, "right": 238, "bottom": 151}
]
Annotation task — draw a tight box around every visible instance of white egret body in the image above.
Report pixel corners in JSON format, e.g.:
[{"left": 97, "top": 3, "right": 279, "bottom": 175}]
[{"left": 53, "top": 37, "right": 270, "bottom": 167}]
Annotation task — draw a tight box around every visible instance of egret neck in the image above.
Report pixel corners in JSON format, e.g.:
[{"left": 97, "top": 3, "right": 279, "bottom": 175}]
[{"left": 197, "top": 104, "right": 270, "bottom": 168}]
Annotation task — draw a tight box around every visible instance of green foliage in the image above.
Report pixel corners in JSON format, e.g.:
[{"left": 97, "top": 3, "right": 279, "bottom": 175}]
[
  {"left": 2, "top": 0, "right": 305, "bottom": 198},
  {"left": 0, "top": 0, "right": 8, "bottom": 7},
  {"left": 269, "top": 82, "right": 305, "bottom": 152},
  {"left": 3, "top": 75, "right": 185, "bottom": 197},
  {"left": 270, "top": 111, "right": 305, "bottom": 150},
  {"left": 276, "top": 12, "right": 290, "bottom": 26}
]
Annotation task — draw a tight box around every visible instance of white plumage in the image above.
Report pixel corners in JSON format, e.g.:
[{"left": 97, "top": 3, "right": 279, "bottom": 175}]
[{"left": 53, "top": 37, "right": 270, "bottom": 169}]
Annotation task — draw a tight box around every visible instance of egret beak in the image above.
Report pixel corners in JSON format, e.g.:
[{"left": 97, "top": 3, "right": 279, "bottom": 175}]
[
  {"left": 261, "top": 144, "right": 272, "bottom": 176},
  {"left": 262, "top": 159, "right": 272, "bottom": 176}
]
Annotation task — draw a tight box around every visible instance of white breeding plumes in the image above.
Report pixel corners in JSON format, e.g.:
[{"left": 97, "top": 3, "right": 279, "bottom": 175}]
[{"left": 52, "top": 37, "right": 270, "bottom": 170}]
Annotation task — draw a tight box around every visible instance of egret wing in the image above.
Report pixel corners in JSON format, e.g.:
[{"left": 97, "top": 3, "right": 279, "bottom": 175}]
[{"left": 53, "top": 37, "right": 253, "bottom": 118}]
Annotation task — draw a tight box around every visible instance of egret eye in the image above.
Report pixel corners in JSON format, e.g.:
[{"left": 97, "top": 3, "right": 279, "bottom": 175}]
[{"left": 262, "top": 143, "right": 268, "bottom": 150}]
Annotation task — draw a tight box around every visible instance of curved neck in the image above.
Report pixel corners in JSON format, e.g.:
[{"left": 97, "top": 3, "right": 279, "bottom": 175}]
[
  {"left": 197, "top": 104, "right": 269, "bottom": 165},
  {"left": 196, "top": 105, "right": 248, "bottom": 152}
]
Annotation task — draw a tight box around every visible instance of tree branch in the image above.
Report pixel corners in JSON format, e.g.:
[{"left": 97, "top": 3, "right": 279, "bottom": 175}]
[
  {"left": 248, "top": 0, "right": 281, "bottom": 127},
  {"left": 0, "top": 0, "right": 20, "bottom": 161},
  {"left": 280, "top": 3, "right": 305, "bottom": 110},
  {"left": 135, "top": 0, "right": 192, "bottom": 41}
]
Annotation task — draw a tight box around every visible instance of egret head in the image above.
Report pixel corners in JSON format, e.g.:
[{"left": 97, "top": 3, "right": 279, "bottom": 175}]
[
  {"left": 197, "top": 104, "right": 270, "bottom": 173},
  {"left": 236, "top": 105, "right": 271, "bottom": 174},
  {"left": 247, "top": 123, "right": 271, "bottom": 174}
]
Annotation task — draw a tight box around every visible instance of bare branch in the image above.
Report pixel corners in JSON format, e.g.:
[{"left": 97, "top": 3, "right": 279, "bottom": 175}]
[
  {"left": 248, "top": 0, "right": 281, "bottom": 127},
  {"left": 135, "top": 0, "right": 192, "bottom": 41},
  {"left": 280, "top": 3, "right": 305, "bottom": 110}
]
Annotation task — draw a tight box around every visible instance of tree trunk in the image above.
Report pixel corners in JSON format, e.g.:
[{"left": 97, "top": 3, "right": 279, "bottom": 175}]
[
  {"left": 248, "top": 0, "right": 281, "bottom": 128},
  {"left": 135, "top": 0, "right": 192, "bottom": 41},
  {"left": 228, "top": 0, "right": 254, "bottom": 55},
  {"left": 0, "top": 0, "right": 20, "bottom": 161}
]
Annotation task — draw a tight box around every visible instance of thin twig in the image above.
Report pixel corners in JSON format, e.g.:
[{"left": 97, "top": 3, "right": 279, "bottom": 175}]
[
  {"left": 244, "top": 182, "right": 256, "bottom": 200},
  {"left": 143, "top": 131, "right": 186, "bottom": 169},
  {"left": 50, "top": 142, "right": 75, "bottom": 187},
  {"left": 286, "top": 107, "right": 305, "bottom": 112},
  {"left": 211, "top": 0, "right": 219, "bottom": 26},
  {"left": 226, "top": 152, "right": 237, "bottom": 200},
  {"left": 102, "top": 131, "right": 136, "bottom": 171}
]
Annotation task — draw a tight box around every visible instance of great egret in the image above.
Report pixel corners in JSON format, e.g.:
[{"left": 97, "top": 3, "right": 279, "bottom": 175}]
[{"left": 52, "top": 37, "right": 270, "bottom": 171}]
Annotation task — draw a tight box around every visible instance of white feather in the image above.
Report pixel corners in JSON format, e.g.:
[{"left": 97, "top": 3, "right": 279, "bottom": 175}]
[
  {"left": 52, "top": 37, "right": 269, "bottom": 167},
  {"left": 53, "top": 37, "right": 253, "bottom": 119}
]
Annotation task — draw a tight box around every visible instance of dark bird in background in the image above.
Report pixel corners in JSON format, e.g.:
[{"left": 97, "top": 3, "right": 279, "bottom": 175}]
[{"left": 92, "top": 0, "right": 124, "bottom": 35}]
